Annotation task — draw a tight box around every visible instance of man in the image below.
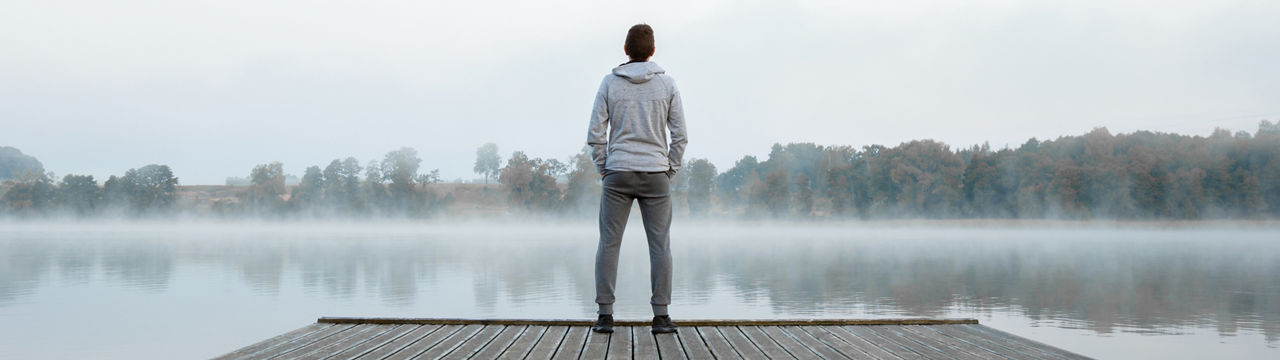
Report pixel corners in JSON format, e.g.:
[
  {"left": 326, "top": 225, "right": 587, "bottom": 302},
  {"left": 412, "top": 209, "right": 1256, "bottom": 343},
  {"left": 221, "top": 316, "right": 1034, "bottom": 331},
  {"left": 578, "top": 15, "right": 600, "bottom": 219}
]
[{"left": 586, "top": 23, "right": 687, "bottom": 334}]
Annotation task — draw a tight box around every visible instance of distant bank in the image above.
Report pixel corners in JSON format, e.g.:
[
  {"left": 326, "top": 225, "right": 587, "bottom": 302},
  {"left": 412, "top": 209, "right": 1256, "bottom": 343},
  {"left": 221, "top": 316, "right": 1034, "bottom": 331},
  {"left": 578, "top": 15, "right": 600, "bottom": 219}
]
[{"left": 4, "top": 122, "right": 1280, "bottom": 220}]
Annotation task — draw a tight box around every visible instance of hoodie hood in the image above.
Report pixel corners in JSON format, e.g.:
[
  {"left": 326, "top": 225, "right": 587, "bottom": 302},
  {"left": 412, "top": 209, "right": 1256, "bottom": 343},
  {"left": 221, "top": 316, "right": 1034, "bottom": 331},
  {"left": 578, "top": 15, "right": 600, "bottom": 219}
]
[{"left": 612, "top": 61, "right": 666, "bottom": 84}]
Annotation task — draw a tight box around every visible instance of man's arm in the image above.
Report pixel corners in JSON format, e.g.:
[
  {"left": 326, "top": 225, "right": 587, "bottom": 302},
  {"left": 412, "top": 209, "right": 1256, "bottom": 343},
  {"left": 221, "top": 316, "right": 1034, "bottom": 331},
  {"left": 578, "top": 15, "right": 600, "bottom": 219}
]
[
  {"left": 666, "top": 83, "right": 687, "bottom": 175},
  {"left": 586, "top": 78, "right": 610, "bottom": 173}
]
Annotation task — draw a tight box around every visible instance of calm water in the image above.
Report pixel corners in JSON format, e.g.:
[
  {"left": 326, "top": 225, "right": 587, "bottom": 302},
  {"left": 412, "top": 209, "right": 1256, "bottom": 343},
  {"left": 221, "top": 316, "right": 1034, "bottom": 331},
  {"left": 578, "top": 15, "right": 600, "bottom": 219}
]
[{"left": 1, "top": 221, "right": 1277, "bottom": 359}]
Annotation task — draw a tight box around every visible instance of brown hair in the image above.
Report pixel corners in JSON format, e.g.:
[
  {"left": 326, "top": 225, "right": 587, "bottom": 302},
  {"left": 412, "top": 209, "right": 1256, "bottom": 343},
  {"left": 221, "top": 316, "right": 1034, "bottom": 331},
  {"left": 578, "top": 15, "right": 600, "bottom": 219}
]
[{"left": 624, "top": 24, "right": 655, "bottom": 61}]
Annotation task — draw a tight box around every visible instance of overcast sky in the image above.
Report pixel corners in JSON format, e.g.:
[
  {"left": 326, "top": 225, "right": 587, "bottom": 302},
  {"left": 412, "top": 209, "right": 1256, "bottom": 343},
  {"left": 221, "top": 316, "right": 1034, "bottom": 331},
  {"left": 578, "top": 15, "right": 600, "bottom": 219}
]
[{"left": 3, "top": 0, "right": 1278, "bottom": 184}]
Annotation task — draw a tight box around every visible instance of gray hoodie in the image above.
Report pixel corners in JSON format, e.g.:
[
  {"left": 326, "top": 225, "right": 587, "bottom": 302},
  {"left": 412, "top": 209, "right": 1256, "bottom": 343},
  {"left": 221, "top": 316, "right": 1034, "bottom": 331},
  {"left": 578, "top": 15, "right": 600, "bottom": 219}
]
[{"left": 586, "top": 61, "right": 687, "bottom": 174}]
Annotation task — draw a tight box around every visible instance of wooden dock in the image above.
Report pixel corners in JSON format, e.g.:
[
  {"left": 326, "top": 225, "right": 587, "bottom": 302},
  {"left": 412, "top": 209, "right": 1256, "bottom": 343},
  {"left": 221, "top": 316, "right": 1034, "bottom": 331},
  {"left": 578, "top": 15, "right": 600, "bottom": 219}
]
[{"left": 216, "top": 318, "right": 1090, "bottom": 359}]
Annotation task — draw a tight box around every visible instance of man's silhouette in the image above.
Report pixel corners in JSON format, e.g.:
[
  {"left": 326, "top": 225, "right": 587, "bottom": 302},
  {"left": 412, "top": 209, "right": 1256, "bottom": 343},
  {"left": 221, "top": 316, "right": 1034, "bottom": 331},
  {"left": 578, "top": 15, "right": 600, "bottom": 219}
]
[{"left": 586, "top": 24, "right": 687, "bottom": 334}]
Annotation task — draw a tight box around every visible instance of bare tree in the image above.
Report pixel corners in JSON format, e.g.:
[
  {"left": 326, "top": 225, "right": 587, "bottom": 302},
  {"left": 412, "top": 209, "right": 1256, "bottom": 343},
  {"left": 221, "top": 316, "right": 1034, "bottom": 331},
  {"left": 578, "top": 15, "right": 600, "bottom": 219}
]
[{"left": 474, "top": 143, "right": 502, "bottom": 184}]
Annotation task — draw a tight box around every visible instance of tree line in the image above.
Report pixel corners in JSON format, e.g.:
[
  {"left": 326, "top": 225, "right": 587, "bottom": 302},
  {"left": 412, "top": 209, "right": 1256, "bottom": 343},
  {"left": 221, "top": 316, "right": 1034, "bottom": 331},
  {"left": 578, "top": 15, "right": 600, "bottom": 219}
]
[
  {"left": 0, "top": 147, "right": 445, "bottom": 218},
  {"left": 3, "top": 122, "right": 1279, "bottom": 219},
  {"left": 696, "top": 122, "right": 1280, "bottom": 219},
  {"left": 480, "top": 122, "right": 1280, "bottom": 220}
]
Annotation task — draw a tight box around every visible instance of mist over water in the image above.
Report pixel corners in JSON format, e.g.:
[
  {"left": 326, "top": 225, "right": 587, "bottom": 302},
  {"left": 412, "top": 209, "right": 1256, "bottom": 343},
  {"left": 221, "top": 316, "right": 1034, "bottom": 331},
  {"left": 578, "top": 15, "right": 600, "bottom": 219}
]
[{"left": 0, "top": 220, "right": 1277, "bottom": 359}]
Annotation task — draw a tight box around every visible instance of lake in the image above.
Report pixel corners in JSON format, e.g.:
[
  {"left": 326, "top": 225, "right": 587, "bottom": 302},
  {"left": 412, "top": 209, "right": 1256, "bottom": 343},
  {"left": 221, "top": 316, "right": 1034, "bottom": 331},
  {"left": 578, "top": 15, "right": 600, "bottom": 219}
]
[{"left": 1, "top": 221, "right": 1277, "bottom": 359}]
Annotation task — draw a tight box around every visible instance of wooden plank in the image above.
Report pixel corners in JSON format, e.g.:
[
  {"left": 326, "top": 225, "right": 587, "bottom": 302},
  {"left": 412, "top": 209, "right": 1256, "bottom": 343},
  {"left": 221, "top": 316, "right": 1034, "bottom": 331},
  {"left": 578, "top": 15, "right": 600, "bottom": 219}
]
[
  {"left": 897, "top": 325, "right": 1003, "bottom": 360},
  {"left": 242, "top": 324, "right": 356, "bottom": 360},
  {"left": 950, "top": 325, "right": 1079, "bottom": 360},
  {"left": 496, "top": 326, "right": 547, "bottom": 360},
  {"left": 907, "top": 326, "right": 1013, "bottom": 359},
  {"left": 656, "top": 331, "right": 686, "bottom": 360},
  {"left": 862, "top": 326, "right": 953, "bottom": 359},
  {"left": 224, "top": 319, "right": 1096, "bottom": 360},
  {"left": 737, "top": 326, "right": 795, "bottom": 360},
  {"left": 718, "top": 326, "right": 768, "bottom": 359},
  {"left": 973, "top": 325, "right": 1089, "bottom": 360},
  {"left": 943, "top": 325, "right": 1051, "bottom": 359},
  {"left": 440, "top": 325, "right": 507, "bottom": 360},
  {"left": 891, "top": 325, "right": 987, "bottom": 360},
  {"left": 214, "top": 323, "right": 330, "bottom": 359},
  {"left": 523, "top": 326, "right": 569, "bottom": 360},
  {"left": 819, "top": 326, "right": 903, "bottom": 360},
  {"left": 317, "top": 318, "right": 978, "bottom": 326},
  {"left": 390, "top": 324, "right": 483, "bottom": 360},
  {"left": 843, "top": 325, "right": 930, "bottom": 359},
  {"left": 466, "top": 325, "right": 528, "bottom": 360},
  {"left": 353, "top": 324, "right": 453, "bottom": 360},
  {"left": 324, "top": 324, "right": 421, "bottom": 360},
  {"left": 928, "top": 325, "right": 1036, "bottom": 360},
  {"left": 607, "top": 326, "right": 633, "bottom": 360},
  {"left": 787, "top": 326, "right": 855, "bottom": 360},
  {"left": 760, "top": 326, "right": 822, "bottom": 360},
  {"left": 633, "top": 326, "right": 660, "bottom": 360},
  {"left": 676, "top": 325, "right": 714, "bottom": 360},
  {"left": 694, "top": 326, "right": 741, "bottom": 360},
  {"left": 550, "top": 326, "right": 589, "bottom": 360},
  {"left": 290, "top": 324, "right": 396, "bottom": 360},
  {"left": 582, "top": 327, "right": 611, "bottom": 359}
]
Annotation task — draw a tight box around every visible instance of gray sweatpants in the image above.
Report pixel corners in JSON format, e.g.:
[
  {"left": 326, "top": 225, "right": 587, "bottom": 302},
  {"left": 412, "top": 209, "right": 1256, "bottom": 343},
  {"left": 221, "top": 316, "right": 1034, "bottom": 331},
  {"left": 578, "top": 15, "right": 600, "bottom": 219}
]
[{"left": 595, "top": 171, "right": 673, "bottom": 308}]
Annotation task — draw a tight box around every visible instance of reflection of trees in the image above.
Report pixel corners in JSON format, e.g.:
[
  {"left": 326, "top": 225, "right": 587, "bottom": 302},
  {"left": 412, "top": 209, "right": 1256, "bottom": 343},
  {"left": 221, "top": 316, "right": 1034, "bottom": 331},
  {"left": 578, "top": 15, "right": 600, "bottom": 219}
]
[
  {"left": 100, "top": 242, "right": 173, "bottom": 292},
  {"left": 675, "top": 231, "right": 1280, "bottom": 341},
  {"left": 54, "top": 244, "right": 95, "bottom": 284},
  {"left": 0, "top": 241, "right": 52, "bottom": 303},
  {"left": 1, "top": 226, "right": 1276, "bottom": 344},
  {"left": 231, "top": 246, "right": 284, "bottom": 295}
]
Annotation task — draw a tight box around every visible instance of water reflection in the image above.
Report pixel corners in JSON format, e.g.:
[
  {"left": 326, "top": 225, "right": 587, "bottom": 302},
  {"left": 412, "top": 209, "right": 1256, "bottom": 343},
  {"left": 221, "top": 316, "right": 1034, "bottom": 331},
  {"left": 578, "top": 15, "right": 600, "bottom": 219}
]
[{"left": 1, "top": 223, "right": 1277, "bottom": 349}]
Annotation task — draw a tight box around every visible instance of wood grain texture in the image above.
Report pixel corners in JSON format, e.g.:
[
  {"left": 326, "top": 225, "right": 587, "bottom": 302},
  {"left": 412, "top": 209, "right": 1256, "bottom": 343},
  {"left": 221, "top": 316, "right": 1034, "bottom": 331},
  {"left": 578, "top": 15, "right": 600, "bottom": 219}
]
[
  {"left": 496, "top": 325, "right": 546, "bottom": 360},
  {"left": 738, "top": 325, "right": 796, "bottom": 360},
  {"left": 950, "top": 325, "right": 1082, "bottom": 360},
  {"left": 324, "top": 324, "right": 420, "bottom": 360},
  {"left": 633, "top": 326, "right": 659, "bottom": 360},
  {"left": 976, "top": 325, "right": 1090, "bottom": 360},
  {"left": 607, "top": 326, "right": 634, "bottom": 360},
  {"left": 695, "top": 326, "right": 741, "bottom": 360},
  {"left": 581, "top": 327, "right": 610, "bottom": 359},
  {"left": 290, "top": 324, "right": 394, "bottom": 360},
  {"left": 719, "top": 326, "right": 768, "bottom": 359},
  {"left": 843, "top": 325, "right": 927, "bottom": 359},
  {"left": 467, "top": 325, "right": 527, "bottom": 360},
  {"left": 866, "top": 325, "right": 953, "bottom": 359},
  {"left": 440, "top": 325, "right": 505, "bottom": 359},
  {"left": 242, "top": 324, "right": 355, "bottom": 360},
  {"left": 523, "top": 326, "right": 569, "bottom": 360},
  {"left": 788, "top": 326, "right": 855, "bottom": 360},
  {"left": 928, "top": 325, "right": 1035, "bottom": 360},
  {"left": 438, "top": 325, "right": 503, "bottom": 359},
  {"left": 655, "top": 331, "right": 686, "bottom": 360},
  {"left": 213, "top": 323, "right": 330, "bottom": 360},
  {"left": 761, "top": 326, "right": 823, "bottom": 360},
  {"left": 675, "top": 325, "right": 714, "bottom": 360},
  {"left": 352, "top": 324, "right": 452, "bottom": 360},
  {"left": 819, "top": 325, "right": 901, "bottom": 360},
  {"left": 896, "top": 325, "right": 996, "bottom": 360},
  {"left": 218, "top": 319, "right": 1092, "bottom": 360},
  {"left": 550, "top": 326, "right": 588, "bottom": 360},
  {"left": 390, "top": 324, "right": 483, "bottom": 360}
]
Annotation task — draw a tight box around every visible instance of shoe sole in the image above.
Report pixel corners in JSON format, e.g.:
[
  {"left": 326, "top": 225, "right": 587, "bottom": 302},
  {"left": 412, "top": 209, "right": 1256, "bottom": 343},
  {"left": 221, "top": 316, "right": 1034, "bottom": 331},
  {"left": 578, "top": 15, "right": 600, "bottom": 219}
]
[{"left": 593, "top": 328, "right": 614, "bottom": 333}]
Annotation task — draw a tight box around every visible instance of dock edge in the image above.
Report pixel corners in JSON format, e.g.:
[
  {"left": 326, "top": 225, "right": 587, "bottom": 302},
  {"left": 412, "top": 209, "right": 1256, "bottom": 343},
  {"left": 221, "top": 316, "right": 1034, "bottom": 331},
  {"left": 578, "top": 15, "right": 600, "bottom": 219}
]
[{"left": 315, "top": 317, "right": 980, "bottom": 326}]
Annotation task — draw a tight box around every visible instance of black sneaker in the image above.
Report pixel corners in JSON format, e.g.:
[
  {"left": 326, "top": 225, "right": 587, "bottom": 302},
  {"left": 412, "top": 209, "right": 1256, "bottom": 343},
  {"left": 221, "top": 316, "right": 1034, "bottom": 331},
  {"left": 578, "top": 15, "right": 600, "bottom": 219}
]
[
  {"left": 651, "top": 315, "right": 677, "bottom": 334},
  {"left": 592, "top": 314, "right": 614, "bottom": 333}
]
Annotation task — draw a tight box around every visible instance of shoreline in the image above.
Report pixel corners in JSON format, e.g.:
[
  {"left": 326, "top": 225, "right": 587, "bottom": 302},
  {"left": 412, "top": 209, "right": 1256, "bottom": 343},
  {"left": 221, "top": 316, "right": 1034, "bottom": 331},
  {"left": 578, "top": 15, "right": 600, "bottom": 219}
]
[{"left": 2, "top": 216, "right": 1277, "bottom": 231}]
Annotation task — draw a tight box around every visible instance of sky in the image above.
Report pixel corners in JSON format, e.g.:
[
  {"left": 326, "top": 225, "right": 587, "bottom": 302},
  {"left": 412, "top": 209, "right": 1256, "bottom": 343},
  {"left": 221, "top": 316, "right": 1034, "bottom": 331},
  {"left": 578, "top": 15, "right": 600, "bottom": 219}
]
[{"left": 2, "top": 0, "right": 1278, "bottom": 184}]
